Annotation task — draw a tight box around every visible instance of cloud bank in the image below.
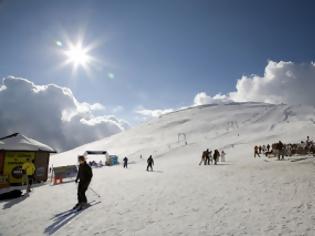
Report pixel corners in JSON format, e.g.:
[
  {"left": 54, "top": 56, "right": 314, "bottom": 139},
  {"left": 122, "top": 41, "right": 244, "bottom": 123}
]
[
  {"left": 195, "top": 61, "right": 315, "bottom": 106},
  {"left": 135, "top": 106, "right": 174, "bottom": 118},
  {"left": 137, "top": 61, "right": 315, "bottom": 118},
  {"left": 0, "top": 76, "right": 129, "bottom": 151}
]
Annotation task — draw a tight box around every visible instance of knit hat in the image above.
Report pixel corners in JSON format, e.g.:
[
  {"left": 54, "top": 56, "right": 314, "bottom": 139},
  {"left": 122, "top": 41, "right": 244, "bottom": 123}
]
[{"left": 78, "top": 155, "right": 85, "bottom": 162}]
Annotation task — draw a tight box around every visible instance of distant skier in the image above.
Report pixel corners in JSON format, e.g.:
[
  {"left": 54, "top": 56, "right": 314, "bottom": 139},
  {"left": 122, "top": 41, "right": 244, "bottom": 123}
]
[
  {"left": 259, "top": 146, "right": 262, "bottom": 154},
  {"left": 22, "top": 159, "right": 36, "bottom": 193},
  {"left": 254, "top": 146, "right": 260, "bottom": 158},
  {"left": 221, "top": 150, "right": 226, "bottom": 162},
  {"left": 267, "top": 144, "right": 270, "bottom": 152},
  {"left": 213, "top": 149, "right": 220, "bottom": 165},
  {"left": 204, "top": 149, "right": 210, "bottom": 165},
  {"left": 199, "top": 150, "right": 207, "bottom": 165},
  {"left": 123, "top": 156, "right": 128, "bottom": 168},
  {"left": 74, "top": 155, "right": 93, "bottom": 211},
  {"left": 278, "top": 141, "right": 284, "bottom": 160},
  {"left": 147, "top": 155, "right": 154, "bottom": 172}
]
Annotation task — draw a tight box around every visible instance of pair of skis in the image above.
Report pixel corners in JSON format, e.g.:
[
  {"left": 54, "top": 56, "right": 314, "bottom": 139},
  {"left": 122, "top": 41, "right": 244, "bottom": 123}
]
[{"left": 53, "top": 200, "right": 101, "bottom": 219}]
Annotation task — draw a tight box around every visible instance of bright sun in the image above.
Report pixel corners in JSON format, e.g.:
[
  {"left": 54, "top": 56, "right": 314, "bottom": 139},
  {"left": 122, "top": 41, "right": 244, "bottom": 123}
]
[
  {"left": 57, "top": 36, "right": 98, "bottom": 75},
  {"left": 64, "top": 43, "right": 90, "bottom": 67}
]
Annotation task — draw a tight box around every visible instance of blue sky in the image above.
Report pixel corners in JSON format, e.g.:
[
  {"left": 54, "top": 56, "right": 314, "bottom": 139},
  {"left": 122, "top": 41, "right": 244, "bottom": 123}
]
[{"left": 0, "top": 0, "right": 315, "bottom": 124}]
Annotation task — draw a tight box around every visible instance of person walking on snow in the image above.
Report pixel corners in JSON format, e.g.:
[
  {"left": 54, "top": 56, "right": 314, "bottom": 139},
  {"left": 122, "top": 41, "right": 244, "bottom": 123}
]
[
  {"left": 278, "top": 141, "right": 284, "bottom": 160},
  {"left": 123, "top": 156, "right": 128, "bottom": 168},
  {"left": 74, "top": 155, "right": 93, "bottom": 210},
  {"left": 199, "top": 150, "right": 206, "bottom": 165},
  {"left": 204, "top": 149, "right": 210, "bottom": 165},
  {"left": 213, "top": 149, "right": 220, "bottom": 165},
  {"left": 267, "top": 144, "right": 270, "bottom": 152},
  {"left": 221, "top": 150, "right": 226, "bottom": 162},
  {"left": 254, "top": 145, "right": 260, "bottom": 158},
  {"left": 147, "top": 155, "right": 154, "bottom": 172},
  {"left": 22, "top": 159, "right": 36, "bottom": 193}
]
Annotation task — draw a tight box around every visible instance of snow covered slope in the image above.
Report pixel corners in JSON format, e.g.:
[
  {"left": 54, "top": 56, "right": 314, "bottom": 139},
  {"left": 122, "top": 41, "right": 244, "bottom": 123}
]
[
  {"left": 1, "top": 102, "right": 315, "bottom": 236},
  {"left": 52, "top": 102, "right": 315, "bottom": 166}
]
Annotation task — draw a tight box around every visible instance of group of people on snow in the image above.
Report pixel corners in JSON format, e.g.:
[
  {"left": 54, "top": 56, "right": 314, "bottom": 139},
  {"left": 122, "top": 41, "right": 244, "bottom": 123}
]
[
  {"left": 254, "top": 141, "right": 286, "bottom": 160},
  {"left": 199, "top": 149, "right": 226, "bottom": 165},
  {"left": 254, "top": 136, "right": 314, "bottom": 160},
  {"left": 254, "top": 144, "right": 271, "bottom": 158},
  {"left": 122, "top": 155, "right": 155, "bottom": 172}
]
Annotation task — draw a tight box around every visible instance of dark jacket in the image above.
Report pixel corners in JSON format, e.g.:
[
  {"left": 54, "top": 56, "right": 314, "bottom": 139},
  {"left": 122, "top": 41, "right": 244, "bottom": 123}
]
[
  {"left": 278, "top": 141, "right": 284, "bottom": 151},
  {"left": 147, "top": 156, "right": 154, "bottom": 165},
  {"left": 123, "top": 157, "right": 128, "bottom": 163},
  {"left": 76, "top": 162, "right": 93, "bottom": 185},
  {"left": 213, "top": 150, "right": 220, "bottom": 159}
]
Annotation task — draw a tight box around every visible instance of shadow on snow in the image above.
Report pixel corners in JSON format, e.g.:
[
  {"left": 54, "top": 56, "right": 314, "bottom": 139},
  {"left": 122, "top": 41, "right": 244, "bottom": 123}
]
[{"left": 44, "top": 201, "right": 101, "bottom": 235}]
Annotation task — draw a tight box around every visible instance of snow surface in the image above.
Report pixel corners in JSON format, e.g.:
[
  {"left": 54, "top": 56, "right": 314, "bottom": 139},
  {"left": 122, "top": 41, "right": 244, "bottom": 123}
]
[{"left": 1, "top": 102, "right": 315, "bottom": 236}]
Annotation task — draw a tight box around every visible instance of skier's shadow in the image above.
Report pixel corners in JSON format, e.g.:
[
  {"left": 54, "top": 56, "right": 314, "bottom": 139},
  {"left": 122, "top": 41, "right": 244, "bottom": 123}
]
[
  {"left": 2, "top": 193, "right": 29, "bottom": 209},
  {"left": 44, "top": 201, "right": 101, "bottom": 235},
  {"left": 44, "top": 209, "right": 83, "bottom": 235}
]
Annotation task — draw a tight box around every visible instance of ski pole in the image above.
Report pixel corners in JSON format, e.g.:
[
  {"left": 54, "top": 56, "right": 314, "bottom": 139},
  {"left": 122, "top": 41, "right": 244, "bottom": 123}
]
[{"left": 89, "top": 186, "right": 101, "bottom": 198}]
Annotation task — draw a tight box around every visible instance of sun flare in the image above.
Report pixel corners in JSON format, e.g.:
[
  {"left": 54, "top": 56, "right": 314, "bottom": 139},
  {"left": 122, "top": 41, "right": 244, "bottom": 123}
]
[
  {"left": 58, "top": 35, "right": 100, "bottom": 76},
  {"left": 64, "top": 43, "right": 90, "bottom": 67}
]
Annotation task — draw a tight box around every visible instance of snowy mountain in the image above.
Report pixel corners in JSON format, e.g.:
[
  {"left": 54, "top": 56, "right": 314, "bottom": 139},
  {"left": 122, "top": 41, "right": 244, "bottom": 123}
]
[
  {"left": 52, "top": 102, "right": 315, "bottom": 166},
  {"left": 1, "top": 102, "right": 315, "bottom": 236}
]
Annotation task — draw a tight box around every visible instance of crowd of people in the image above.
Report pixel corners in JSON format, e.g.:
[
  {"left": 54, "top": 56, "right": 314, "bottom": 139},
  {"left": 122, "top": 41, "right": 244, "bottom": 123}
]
[
  {"left": 254, "top": 136, "right": 314, "bottom": 160},
  {"left": 253, "top": 144, "right": 272, "bottom": 158},
  {"left": 199, "top": 149, "right": 226, "bottom": 165}
]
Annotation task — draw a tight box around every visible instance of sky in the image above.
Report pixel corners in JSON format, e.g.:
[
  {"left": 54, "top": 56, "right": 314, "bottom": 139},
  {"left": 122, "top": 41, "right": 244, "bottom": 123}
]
[{"left": 0, "top": 0, "right": 314, "bottom": 151}]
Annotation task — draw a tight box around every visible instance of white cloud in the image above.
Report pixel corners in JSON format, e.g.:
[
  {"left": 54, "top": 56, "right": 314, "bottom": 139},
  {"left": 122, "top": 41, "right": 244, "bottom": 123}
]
[
  {"left": 136, "top": 61, "right": 315, "bottom": 120},
  {"left": 0, "top": 76, "right": 129, "bottom": 151},
  {"left": 135, "top": 106, "right": 174, "bottom": 118},
  {"left": 193, "top": 92, "right": 230, "bottom": 106},
  {"left": 193, "top": 61, "right": 315, "bottom": 106},
  {"left": 229, "top": 61, "right": 315, "bottom": 105}
]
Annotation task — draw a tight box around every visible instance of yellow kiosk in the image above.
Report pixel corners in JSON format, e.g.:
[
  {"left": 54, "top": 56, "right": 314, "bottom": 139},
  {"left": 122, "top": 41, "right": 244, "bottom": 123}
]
[{"left": 0, "top": 133, "right": 56, "bottom": 187}]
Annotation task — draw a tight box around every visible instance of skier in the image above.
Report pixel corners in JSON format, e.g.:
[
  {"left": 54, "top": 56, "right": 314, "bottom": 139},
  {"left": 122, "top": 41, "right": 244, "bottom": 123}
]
[
  {"left": 286, "top": 144, "right": 292, "bottom": 156},
  {"left": 254, "top": 146, "right": 260, "bottom": 158},
  {"left": 213, "top": 149, "right": 220, "bottom": 165},
  {"left": 221, "top": 150, "right": 226, "bottom": 162},
  {"left": 147, "top": 155, "right": 154, "bottom": 172},
  {"left": 259, "top": 146, "right": 262, "bottom": 154},
  {"left": 199, "top": 150, "right": 206, "bottom": 165},
  {"left": 267, "top": 144, "right": 270, "bottom": 152},
  {"left": 74, "top": 155, "right": 93, "bottom": 210},
  {"left": 278, "top": 141, "right": 284, "bottom": 160},
  {"left": 22, "top": 159, "right": 36, "bottom": 193},
  {"left": 123, "top": 156, "right": 128, "bottom": 168},
  {"left": 204, "top": 149, "right": 210, "bottom": 165}
]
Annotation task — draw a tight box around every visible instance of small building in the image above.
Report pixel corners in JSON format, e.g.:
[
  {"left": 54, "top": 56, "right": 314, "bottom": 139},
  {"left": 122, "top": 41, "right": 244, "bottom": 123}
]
[
  {"left": 0, "top": 133, "right": 56, "bottom": 187},
  {"left": 84, "top": 151, "right": 119, "bottom": 166}
]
